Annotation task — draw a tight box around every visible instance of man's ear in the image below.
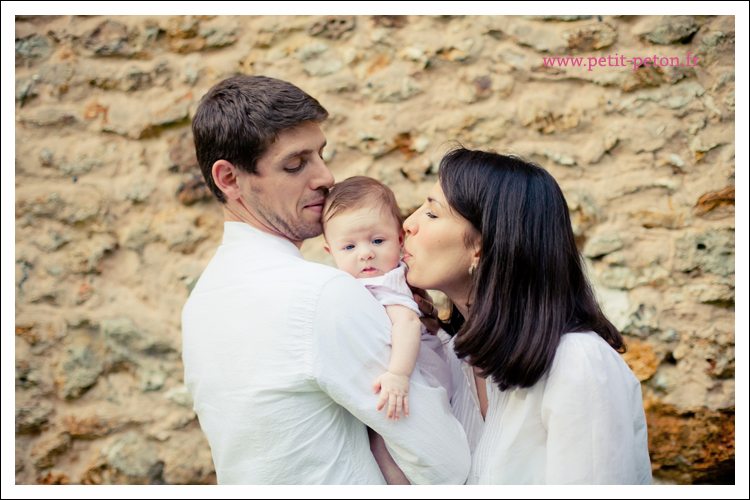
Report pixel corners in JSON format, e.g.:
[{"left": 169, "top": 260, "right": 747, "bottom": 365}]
[{"left": 212, "top": 160, "right": 242, "bottom": 200}]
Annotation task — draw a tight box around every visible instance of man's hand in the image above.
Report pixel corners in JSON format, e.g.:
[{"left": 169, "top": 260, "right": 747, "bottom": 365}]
[
  {"left": 411, "top": 288, "right": 439, "bottom": 335},
  {"left": 372, "top": 371, "right": 410, "bottom": 421}
]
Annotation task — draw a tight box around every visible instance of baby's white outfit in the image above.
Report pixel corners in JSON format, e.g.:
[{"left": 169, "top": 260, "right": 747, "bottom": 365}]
[{"left": 358, "top": 261, "right": 454, "bottom": 401}]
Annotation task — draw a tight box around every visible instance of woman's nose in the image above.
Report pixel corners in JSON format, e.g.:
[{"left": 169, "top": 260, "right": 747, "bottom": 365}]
[{"left": 403, "top": 211, "right": 417, "bottom": 235}]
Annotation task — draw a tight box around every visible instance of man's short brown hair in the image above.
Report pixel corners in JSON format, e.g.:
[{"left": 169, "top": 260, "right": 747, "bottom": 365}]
[
  {"left": 192, "top": 75, "right": 328, "bottom": 203},
  {"left": 322, "top": 176, "right": 404, "bottom": 234}
]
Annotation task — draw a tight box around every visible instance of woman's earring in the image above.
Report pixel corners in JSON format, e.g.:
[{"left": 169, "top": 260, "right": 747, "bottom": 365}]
[{"left": 468, "top": 264, "right": 475, "bottom": 276}]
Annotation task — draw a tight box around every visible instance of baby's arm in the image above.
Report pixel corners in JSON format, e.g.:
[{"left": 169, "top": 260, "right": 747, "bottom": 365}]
[{"left": 372, "top": 304, "right": 422, "bottom": 421}]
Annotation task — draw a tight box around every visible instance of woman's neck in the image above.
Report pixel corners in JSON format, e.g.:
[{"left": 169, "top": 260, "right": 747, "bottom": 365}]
[{"left": 452, "top": 298, "right": 470, "bottom": 319}]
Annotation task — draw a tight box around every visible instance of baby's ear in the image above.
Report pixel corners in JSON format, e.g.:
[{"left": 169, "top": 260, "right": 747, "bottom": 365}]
[
  {"left": 323, "top": 242, "right": 331, "bottom": 255},
  {"left": 398, "top": 229, "right": 405, "bottom": 249}
]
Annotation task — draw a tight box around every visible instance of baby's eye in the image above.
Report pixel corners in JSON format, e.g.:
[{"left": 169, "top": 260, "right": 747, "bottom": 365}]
[
  {"left": 373, "top": 238, "right": 384, "bottom": 245},
  {"left": 344, "top": 244, "right": 355, "bottom": 250}
]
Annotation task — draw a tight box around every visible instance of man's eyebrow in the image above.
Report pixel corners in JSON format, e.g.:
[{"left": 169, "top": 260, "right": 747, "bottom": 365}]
[{"left": 279, "top": 140, "right": 327, "bottom": 163}]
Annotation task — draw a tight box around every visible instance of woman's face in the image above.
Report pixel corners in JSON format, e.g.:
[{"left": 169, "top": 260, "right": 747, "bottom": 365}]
[{"left": 402, "top": 181, "right": 479, "bottom": 302}]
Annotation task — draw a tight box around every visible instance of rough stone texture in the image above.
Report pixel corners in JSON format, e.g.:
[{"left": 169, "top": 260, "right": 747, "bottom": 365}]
[
  {"left": 31, "top": 433, "right": 71, "bottom": 470},
  {"left": 694, "top": 186, "right": 734, "bottom": 216},
  {"left": 176, "top": 175, "right": 212, "bottom": 205},
  {"left": 674, "top": 230, "right": 734, "bottom": 276},
  {"left": 55, "top": 342, "right": 106, "bottom": 400},
  {"left": 60, "top": 414, "right": 120, "bottom": 440},
  {"left": 15, "top": 15, "right": 735, "bottom": 485},
  {"left": 103, "top": 431, "right": 159, "bottom": 478},
  {"left": 16, "top": 402, "right": 54, "bottom": 434},
  {"left": 634, "top": 16, "right": 700, "bottom": 45},
  {"left": 583, "top": 233, "right": 623, "bottom": 258},
  {"left": 621, "top": 338, "right": 660, "bottom": 382},
  {"left": 562, "top": 23, "right": 618, "bottom": 53},
  {"left": 645, "top": 400, "right": 734, "bottom": 484}
]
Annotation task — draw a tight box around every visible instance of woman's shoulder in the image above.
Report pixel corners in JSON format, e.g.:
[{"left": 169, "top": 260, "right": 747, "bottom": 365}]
[
  {"left": 555, "top": 331, "right": 618, "bottom": 357},
  {"left": 548, "top": 331, "right": 640, "bottom": 388}
]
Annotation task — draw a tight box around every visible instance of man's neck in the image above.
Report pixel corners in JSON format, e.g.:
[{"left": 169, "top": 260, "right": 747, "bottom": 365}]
[{"left": 222, "top": 205, "right": 304, "bottom": 249}]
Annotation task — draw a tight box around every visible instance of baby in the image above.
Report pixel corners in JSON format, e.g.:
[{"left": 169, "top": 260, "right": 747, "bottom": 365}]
[{"left": 322, "top": 176, "right": 453, "bottom": 484}]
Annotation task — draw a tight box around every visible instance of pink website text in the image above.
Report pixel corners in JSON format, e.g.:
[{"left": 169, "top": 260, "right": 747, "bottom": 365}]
[{"left": 542, "top": 53, "right": 701, "bottom": 72}]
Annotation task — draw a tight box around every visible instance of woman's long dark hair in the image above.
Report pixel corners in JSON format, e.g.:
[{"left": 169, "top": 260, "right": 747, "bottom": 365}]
[{"left": 439, "top": 147, "right": 624, "bottom": 391}]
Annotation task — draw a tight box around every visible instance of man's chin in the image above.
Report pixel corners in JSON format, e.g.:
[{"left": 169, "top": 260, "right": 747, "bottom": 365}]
[{"left": 289, "top": 220, "right": 323, "bottom": 241}]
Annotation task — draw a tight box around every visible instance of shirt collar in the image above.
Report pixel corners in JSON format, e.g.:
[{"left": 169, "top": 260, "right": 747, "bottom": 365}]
[{"left": 222, "top": 221, "right": 303, "bottom": 258}]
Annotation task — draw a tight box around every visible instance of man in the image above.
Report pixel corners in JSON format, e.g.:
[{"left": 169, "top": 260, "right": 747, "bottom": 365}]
[{"left": 181, "top": 75, "right": 470, "bottom": 484}]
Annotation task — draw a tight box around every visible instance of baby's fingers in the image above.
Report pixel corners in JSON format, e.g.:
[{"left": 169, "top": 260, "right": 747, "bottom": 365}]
[
  {"left": 387, "top": 393, "right": 397, "bottom": 420},
  {"left": 376, "top": 389, "right": 389, "bottom": 412},
  {"left": 394, "top": 396, "right": 403, "bottom": 422},
  {"left": 404, "top": 396, "right": 410, "bottom": 419}
]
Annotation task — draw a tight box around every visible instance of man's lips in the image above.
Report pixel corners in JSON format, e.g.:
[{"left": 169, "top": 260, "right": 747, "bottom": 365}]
[{"left": 304, "top": 199, "right": 325, "bottom": 213}]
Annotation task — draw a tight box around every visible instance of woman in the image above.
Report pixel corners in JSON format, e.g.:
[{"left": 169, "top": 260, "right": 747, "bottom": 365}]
[{"left": 403, "top": 147, "right": 652, "bottom": 485}]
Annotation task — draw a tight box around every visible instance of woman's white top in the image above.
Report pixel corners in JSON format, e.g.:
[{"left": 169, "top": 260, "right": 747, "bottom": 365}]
[
  {"left": 443, "top": 330, "right": 653, "bottom": 485},
  {"left": 359, "top": 262, "right": 453, "bottom": 400}
]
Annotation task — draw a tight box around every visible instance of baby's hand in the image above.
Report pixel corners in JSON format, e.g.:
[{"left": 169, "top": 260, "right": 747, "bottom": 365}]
[{"left": 372, "top": 372, "right": 410, "bottom": 421}]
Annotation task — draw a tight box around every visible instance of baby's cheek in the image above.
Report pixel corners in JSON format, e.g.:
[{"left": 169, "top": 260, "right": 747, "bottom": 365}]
[
  {"left": 340, "top": 259, "right": 359, "bottom": 277},
  {"left": 386, "top": 244, "right": 403, "bottom": 266}
]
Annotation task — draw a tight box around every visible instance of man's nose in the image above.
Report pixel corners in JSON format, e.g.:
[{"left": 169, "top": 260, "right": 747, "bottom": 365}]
[{"left": 310, "top": 155, "right": 335, "bottom": 191}]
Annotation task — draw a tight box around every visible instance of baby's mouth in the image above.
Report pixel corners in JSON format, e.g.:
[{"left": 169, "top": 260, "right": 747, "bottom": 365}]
[{"left": 361, "top": 266, "right": 379, "bottom": 275}]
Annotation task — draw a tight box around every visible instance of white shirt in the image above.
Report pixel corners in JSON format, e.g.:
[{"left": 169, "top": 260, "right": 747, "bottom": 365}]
[
  {"left": 181, "top": 222, "right": 470, "bottom": 485},
  {"left": 358, "top": 261, "right": 454, "bottom": 400},
  {"left": 444, "top": 330, "right": 652, "bottom": 485}
]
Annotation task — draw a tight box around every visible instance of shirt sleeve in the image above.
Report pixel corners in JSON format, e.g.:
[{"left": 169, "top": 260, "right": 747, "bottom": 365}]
[
  {"left": 310, "top": 274, "right": 471, "bottom": 485},
  {"left": 540, "top": 334, "right": 649, "bottom": 485},
  {"left": 359, "top": 262, "right": 420, "bottom": 315}
]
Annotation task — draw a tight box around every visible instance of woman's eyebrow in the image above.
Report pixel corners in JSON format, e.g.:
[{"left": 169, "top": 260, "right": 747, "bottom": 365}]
[{"left": 427, "top": 196, "right": 445, "bottom": 208}]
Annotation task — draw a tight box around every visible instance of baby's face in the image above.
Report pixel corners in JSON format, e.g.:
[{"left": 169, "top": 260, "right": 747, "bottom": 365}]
[{"left": 324, "top": 206, "right": 403, "bottom": 279}]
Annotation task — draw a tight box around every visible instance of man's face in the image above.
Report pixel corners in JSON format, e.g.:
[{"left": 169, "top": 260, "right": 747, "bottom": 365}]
[{"left": 237, "top": 122, "right": 334, "bottom": 243}]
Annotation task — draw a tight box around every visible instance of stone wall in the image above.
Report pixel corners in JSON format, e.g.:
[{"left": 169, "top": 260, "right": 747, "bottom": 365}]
[{"left": 15, "top": 15, "right": 735, "bottom": 485}]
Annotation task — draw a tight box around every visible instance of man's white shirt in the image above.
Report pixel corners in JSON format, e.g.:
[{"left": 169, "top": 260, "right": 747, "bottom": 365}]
[{"left": 182, "top": 222, "right": 470, "bottom": 484}]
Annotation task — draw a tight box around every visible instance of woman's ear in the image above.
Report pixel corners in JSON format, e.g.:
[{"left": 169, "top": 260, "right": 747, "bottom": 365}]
[
  {"left": 471, "top": 237, "right": 481, "bottom": 269},
  {"left": 212, "top": 160, "right": 242, "bottom": 200}
]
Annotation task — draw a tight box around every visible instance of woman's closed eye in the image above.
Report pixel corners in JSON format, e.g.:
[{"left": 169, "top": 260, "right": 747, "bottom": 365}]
[{"left": 425, "top": 211, "right": 437, "bottom": 219}]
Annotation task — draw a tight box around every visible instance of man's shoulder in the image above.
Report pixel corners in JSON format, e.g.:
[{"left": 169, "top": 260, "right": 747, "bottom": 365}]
[
  {"left": 195, "top": 240, "right": 351, "bottom": 289},
  {"left": 187, "top": 246, "right": 381, "bottom": 313},
  {"left": 281, "top": 259, "right": 372, "bottom": 298},
  {"left": 314, "top": 265, "right": 382, "bottom": 305},
  {"left": 296, "top": 259, "right": 352, "bottom": 284}
]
